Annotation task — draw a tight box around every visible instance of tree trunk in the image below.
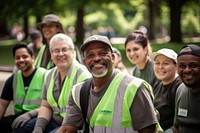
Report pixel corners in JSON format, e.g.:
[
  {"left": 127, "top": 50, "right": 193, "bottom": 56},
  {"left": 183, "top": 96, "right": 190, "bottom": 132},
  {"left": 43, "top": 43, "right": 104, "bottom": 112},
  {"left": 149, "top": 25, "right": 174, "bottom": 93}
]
[
  {"left": 23, "top": 16, "right": 29, "bottom": 40},
  {"left": 0, "top": 20, "right": 9, "bottom": 39},
  {"left": 0, "top": 8, "right": 9, "bottom": 39},
  {"left": 169, "top": 0, "right": 182, "bottom": 42},
  {"left": 148, "top": 0, "right": 156, "bottom": 40},
  {"left": 75, "top": 7, "right": 84, "bottom": 48}
]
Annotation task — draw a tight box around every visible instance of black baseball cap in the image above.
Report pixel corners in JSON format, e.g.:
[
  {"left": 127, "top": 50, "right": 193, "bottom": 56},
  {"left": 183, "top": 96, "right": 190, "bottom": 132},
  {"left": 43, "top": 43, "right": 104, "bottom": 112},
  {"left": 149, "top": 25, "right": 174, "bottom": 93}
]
[{"left": 178, "top": 44, "right": 200, "bottom": 58}]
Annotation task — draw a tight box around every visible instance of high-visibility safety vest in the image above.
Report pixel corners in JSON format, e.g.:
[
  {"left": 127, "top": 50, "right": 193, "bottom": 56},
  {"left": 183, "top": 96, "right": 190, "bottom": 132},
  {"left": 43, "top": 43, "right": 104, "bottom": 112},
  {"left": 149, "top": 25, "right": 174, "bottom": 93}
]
[
  {"left": 34, "top": 45, "right": 51, "bottom": 69},
  {"left": 13, "top": 67, "right": 46, "bottom": 114},
  {"left": 47, "top": 61, "right": 91, "bottom": 118},
  {"left": 72, "top": 71, "right": 161, "bottom": 133}
]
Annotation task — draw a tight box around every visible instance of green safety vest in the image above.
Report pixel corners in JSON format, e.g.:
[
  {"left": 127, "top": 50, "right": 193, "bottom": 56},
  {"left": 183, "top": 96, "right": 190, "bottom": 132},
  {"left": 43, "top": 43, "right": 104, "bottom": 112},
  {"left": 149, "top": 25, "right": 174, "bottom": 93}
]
[
  {"left": 13, "top": 68, "right": 46, "bottom": 114},
  {"left": 34, "top": 45, "right": 51, "bottom": 69},
  {"left": 72, "top": 71, "right": 163, "bottom": 132},
  {"left": 47, "top": 62, "right": 91, "bottom": 118}
]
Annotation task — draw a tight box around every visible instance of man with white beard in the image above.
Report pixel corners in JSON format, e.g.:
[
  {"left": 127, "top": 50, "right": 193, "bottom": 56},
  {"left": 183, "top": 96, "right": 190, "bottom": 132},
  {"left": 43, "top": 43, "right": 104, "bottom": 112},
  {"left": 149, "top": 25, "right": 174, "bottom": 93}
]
[{"left": 57, "top": 35, "right": 159, "bottom": 133}]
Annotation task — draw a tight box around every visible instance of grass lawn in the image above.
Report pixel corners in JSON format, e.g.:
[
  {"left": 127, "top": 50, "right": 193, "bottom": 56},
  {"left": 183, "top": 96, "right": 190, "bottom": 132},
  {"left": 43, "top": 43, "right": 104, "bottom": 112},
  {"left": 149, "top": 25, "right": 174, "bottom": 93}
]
[
  {"left": 0, "top": 39, "right": 200, "bottom": 68},
  {"left": 0, "top": 39, "right": 18, "bottom": 67}
]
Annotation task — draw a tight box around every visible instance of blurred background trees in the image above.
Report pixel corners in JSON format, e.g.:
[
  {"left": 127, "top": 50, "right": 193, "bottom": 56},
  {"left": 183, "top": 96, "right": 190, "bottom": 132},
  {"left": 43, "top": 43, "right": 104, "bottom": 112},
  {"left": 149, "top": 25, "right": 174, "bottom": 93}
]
[{"left": 0, "top": 0, "right": 199, "bottom": 47}]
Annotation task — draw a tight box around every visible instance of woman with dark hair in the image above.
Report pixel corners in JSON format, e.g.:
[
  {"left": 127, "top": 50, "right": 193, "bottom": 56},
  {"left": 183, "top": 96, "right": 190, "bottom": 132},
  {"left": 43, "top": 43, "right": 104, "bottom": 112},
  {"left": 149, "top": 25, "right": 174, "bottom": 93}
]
[{"left": 124, "top": 30, "right": 159, "bottom": 87}]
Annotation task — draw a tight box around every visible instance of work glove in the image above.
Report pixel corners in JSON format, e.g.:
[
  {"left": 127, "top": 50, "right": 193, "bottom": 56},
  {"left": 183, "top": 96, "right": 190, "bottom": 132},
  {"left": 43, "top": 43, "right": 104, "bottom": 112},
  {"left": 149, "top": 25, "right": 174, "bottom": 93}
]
[
  {"left": 32, "top": 117, "right": 48, "bottom": 133},
  {"left": 12, "top": 110, "right": 37, "bottom": 129}
]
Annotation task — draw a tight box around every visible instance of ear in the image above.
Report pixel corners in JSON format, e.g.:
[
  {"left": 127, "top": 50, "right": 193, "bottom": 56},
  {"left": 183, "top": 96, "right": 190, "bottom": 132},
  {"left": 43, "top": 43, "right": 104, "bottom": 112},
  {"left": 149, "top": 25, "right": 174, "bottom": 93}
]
[
  {"left": 32, "top": 55, "right": 35, "bottom": 62},
  {"left": 111, "top": 53, "right": 116, "bottom": 64},
  {"left": 83, "top": 58, "right": 86, "bottom": 66},
  {"left": 144, "top": 46, "right": 148, "bottom": 55},
  {"left": 175, "top": 63, "right": 178, "bottom": 72}
]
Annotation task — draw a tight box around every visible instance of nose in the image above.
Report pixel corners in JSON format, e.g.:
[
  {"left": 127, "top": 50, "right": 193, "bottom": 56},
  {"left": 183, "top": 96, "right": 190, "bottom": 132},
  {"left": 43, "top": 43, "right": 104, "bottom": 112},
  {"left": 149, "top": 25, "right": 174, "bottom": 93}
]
[
  {"left": 159, "top": 63, "right": 165, "bottom": 69},
  {"left": 93, "top": 54, "right": 101, "bottom": 61},
  {"left": 58, "top": 50, "right": 64, "bottom": 55},
  {"left": 129, "top": 50, "right": 136, "bottom": 56},
  {"left": 184, "top": 66, "right": 192, "bottom": 72},
  {"left": 18, "top": 57, "right": 25, "bottom": 61}
]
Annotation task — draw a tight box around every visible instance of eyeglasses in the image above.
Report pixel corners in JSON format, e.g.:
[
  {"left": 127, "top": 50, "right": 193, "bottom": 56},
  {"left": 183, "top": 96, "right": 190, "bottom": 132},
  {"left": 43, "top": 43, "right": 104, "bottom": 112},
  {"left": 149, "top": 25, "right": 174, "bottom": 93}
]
[{"left": 51, "top": 48, "right": 72, "bottom": 55}]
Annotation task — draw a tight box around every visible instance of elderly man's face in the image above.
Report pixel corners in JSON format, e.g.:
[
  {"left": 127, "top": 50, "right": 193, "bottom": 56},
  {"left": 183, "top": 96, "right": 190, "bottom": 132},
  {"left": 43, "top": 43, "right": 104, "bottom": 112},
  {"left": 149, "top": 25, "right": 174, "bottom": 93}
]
[
  {"left": 177, "top": 54, "right": 200, "bottom": 91},
  {"left": 50, "top": 39, "right": 74, "bottom": 69},
  {"left": 83, "top": 42, "right": 115, "bottom": 78}
]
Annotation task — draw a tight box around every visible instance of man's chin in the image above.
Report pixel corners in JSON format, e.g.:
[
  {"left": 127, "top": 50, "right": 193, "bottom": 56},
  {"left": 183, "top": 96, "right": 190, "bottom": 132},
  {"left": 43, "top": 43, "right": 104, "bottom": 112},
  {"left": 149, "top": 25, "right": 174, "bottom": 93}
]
[{"left": 92, "top": 70, "right": 108, "bottom": 78}]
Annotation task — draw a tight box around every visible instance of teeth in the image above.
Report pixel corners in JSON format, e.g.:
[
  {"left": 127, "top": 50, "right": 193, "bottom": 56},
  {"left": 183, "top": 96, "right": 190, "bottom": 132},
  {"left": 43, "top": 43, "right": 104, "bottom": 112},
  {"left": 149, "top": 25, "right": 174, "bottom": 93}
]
[
  {"left": 19, "top": 64, "right": 25, "bottom": 67},
  {"left": 94, "top": 64, "right": 102, "bottom": 67}
]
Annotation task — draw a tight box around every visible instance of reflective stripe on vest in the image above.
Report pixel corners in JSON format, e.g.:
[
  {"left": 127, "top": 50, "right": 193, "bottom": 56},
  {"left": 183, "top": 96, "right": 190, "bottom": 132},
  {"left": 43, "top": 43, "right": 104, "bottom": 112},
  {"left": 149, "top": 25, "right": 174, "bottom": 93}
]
[
  {"left": 13, "top": 68, "right": 46, "bottom": 114},
  {"left": 47, "top": 64, "right": 91, "bottom": 118},
  {"left": 72, "top": 72, "right": 149, "bottom": 133},
  {"left": 34, "top": 45, "right": 46, "bottom": 67}
]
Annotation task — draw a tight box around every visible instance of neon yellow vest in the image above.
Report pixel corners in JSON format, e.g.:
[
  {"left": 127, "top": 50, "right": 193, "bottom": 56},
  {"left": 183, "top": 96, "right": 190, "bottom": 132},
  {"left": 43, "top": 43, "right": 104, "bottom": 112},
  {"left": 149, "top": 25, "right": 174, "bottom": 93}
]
[
  {"left": 34, "top": 45, "right": 51, "bottom": 69},
  {"left": 47, "top": 65, "right": 91, "bottom": 118},
  {"left": 13, "top": 68, "right": 46, "bottom": 114},
  {"left": 72, "top": 72, "right": 163, "bottom": 132}
]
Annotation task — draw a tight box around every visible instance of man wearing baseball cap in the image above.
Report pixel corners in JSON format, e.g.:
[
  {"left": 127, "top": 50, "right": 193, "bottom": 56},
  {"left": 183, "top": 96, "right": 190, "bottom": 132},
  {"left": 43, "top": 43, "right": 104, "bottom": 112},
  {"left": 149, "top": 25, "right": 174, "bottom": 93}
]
[
  {"left": 58, "top": 35, "right": 159, "bottom": 133},
  {"left": 165, "top": 44, "right": 200, "bottom": 133},
  {"left": 150, "top": 48, "right": 182, "bottom": 131}
]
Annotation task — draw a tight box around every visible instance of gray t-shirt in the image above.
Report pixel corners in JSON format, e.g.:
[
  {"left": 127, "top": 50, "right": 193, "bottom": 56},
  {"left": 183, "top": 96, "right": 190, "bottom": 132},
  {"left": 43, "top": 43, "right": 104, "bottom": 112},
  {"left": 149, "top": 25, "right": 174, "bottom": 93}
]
[
  {"left": 174, "top": 83, "right": 200, "bottom": 133},
  {"left": 63, "top": 72, "right": 158, "bottom": 131},
  {"left": 133, "top": 58, "right": 159, "bottom": 87},
  {"left": 42, "top": 68, "right": 65, "bottom": 125}
]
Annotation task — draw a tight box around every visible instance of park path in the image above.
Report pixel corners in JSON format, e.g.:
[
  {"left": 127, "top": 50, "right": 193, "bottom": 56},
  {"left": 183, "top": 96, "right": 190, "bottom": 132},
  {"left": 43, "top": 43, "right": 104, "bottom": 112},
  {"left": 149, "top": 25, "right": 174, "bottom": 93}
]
[{"left": 0, "top": 71, "right": 13, "bottom": 116}]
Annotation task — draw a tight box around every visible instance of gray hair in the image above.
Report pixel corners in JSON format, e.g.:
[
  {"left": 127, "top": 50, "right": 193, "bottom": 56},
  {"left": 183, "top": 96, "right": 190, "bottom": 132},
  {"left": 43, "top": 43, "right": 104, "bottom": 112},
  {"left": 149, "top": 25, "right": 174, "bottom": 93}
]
[{"left": 49, "top": 33, "right": 75, "bottom": 50}]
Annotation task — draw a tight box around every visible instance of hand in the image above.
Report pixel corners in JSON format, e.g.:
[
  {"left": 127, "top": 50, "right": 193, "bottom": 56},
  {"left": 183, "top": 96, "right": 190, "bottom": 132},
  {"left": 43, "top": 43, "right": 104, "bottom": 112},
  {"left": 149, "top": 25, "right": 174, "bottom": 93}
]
[{"left": 12, "top": 110, "right": 37, "bottom": 129}]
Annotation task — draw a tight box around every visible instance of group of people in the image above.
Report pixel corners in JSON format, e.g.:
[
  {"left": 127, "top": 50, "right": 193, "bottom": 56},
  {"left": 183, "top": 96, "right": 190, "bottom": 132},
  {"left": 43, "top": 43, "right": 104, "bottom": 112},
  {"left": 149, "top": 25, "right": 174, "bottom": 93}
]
[{"left": 0, "top": 13, "right": 199, "bottom": 133}]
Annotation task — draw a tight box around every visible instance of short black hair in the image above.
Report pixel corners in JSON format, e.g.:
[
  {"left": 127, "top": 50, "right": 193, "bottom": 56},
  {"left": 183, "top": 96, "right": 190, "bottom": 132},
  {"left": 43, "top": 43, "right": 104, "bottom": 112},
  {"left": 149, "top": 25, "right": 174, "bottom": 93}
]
[{"left": 12, "top": 42, "right": 34, "bottom": 57}]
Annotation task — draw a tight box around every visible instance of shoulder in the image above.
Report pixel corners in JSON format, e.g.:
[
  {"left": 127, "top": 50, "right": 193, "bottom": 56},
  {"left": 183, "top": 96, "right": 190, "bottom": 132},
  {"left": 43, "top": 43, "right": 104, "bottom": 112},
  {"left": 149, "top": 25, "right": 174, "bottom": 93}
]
[
  {"left": 6, "top": 74, "right": 14, "bottom": 83},
  {"left": 122, "top": 73, "right": 153, "bottom": 97},
  {"left": 176, "top": 83, "right": 188, "bottom": 100},
  {"left": 171, "top": 77, "right": 182, "bottom": 92},
  {"left": 73, "top": 78, "right": 92, "bottom": 92},
  {"left": 148, "top": 58, "right": 154, "bottom": 65},
  {"left": 45, "top": 67, "right": 56, "bottom": 80},
  {"left": 36, "top": 67, "right": 47, "bottom": 73}
]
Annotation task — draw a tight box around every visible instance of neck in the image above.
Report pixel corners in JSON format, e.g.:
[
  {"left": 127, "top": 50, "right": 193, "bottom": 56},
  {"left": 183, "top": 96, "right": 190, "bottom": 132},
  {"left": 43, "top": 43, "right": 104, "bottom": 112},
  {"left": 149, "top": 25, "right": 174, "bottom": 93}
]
[
  {"left": 59, "top": 67, "right": 69, "bottom": 82},
  {"left": 92, "top": 70, "right": 113, "bottom": 92},
  {"left": 137, "top": 56, "right": 148, "bottom": 70},
  {"left": 22, "top": 66, "right": 35, "bottom": 77},
  {"left": 162, "top": 73, "right": 178, "bottom": 85}
]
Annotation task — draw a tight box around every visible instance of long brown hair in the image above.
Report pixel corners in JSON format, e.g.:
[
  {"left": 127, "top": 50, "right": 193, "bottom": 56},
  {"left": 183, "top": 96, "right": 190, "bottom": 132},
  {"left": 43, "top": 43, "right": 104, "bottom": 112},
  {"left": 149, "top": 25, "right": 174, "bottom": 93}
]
[{"left": 124, "top": 30, "right": 152, "bottom": 55}]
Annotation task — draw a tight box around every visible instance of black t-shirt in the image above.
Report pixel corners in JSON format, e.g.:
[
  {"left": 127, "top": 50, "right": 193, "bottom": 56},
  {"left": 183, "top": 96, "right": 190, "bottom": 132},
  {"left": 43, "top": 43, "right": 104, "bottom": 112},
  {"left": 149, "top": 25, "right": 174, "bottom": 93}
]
[
  {"left": 153, "top": 77, "right": 182, "bottom": 130},
  {"left": 1, "top": 68, "right": 37, "bottom": 101}
]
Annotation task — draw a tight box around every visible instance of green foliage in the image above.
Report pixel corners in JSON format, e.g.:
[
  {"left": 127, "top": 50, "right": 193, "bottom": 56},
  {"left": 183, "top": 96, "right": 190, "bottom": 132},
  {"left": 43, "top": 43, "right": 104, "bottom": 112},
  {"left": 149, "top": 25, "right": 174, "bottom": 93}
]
[
  {"left": 1, "top": 0, "right": 200, "bottom": 41},
  {"left": 182, "top": 10, "right": 200, "bottom": 36},
  {"left": 84, "top": 2, "right": 146, "bottom": 36}
]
